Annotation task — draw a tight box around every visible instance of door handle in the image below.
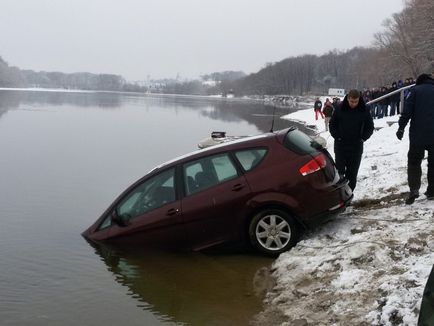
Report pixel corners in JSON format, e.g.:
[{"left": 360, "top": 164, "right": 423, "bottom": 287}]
[
  {"left": 232, "top": 184, "right": 244, "bottom": 191},
  {"left": 166, "top": 208, "right": 179, "bottom": 216}
]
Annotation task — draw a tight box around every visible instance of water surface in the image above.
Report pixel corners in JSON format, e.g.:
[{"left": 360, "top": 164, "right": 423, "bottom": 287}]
[{"left": 0, "top": 90, "right": 300, "bottom": 325}]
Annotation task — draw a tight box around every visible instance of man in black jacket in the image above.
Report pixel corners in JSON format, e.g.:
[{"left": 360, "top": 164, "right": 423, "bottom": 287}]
[
  {"left": 396, "top": 73, "right": 434, "bottom": 204},
  {"left": 329, "top": 89, "right": 374, "bottom": 191}
]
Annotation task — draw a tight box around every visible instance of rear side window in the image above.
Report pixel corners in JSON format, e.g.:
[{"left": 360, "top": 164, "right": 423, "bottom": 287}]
[
  {"left": 234, "top": 148, "right": 267, "bottom": 171},
  {"left": 183, "top": 153, "right": 239, "bottom": 195},
  {"left": 283, "top": 129, "right": 319, "bottom": 155}
]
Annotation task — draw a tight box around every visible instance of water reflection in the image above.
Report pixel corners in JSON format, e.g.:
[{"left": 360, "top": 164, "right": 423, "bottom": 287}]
[
  {"left": 0, "top": 90, "right": 310, "bottom": 134},
  {"left": 90, "top": 242, "right": 274, "bottom": 325},
  {"left": 0, "top": 89, "right": 122, "bottom": 109}
]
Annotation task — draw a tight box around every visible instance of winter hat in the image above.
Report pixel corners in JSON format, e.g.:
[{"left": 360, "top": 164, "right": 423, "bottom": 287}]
[{"left": 416, "top": 73, "right": 432, "bottom": 85}]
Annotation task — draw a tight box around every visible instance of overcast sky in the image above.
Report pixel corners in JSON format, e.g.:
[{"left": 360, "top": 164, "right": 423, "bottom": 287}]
[{"left": 0, "top": 0, "right": 404, "bottom": 81}]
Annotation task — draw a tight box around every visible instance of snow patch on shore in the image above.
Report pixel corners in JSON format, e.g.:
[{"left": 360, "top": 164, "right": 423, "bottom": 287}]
[{"left": 254, "top": 106, "right": 434, "bottom": 325}]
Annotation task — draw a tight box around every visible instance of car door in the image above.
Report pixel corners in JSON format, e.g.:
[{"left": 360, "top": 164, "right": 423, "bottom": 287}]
[
  {"left": 102, "top": 167, "right": 185, "bottom": 249},
  {"left": 181, "top": 153, "right": 251, "bottom": 250}
]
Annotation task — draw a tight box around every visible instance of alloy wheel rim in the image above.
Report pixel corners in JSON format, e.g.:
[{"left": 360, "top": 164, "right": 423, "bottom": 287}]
[{"left": 255, "top": 214, "right": 291, "bottom": 251}]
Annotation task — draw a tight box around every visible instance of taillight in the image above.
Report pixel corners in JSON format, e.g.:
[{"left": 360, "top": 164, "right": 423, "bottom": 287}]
[{"left": 299, "top": 153, "right": 327, "bottom": 176}]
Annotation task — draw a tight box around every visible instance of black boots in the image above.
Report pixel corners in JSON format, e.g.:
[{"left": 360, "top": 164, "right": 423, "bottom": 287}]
[
  {"left": 405, "top": 190, "right": 434, "bottom": 204},
  {"left": 405, "top": 192, "right": 419, "bottom": 205}
]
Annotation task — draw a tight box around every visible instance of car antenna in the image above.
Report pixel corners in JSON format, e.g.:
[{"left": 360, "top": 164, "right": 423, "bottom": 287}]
[{"left": 269, "top": 106, "right": 277, "bottom": 132}]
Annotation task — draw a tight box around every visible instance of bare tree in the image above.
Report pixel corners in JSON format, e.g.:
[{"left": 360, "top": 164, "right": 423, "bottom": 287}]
[{"left": 375, "top": 0, "right": 434, "bottom": 76}]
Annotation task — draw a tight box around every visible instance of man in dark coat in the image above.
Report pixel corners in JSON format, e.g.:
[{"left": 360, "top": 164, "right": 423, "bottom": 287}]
[
  {"left": 329, "top": 89, "right": 374, "bottom": 191},
  {"left": 396, "top": 73, "right": 434, "bottom": 204}
]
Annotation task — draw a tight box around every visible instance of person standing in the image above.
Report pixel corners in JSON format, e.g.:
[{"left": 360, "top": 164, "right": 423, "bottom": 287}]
[
  {"left": 389, "top": 81, "right": 399, "bottom": 116},
  {"left": 396, "top": 73, "right": 434, "bottom": 204},
  {"left": 329, "top": 89, "right": 374, "bottom": 191},
  {"left": 322, "top": 98, "right": 334, "bottom": 131},
  {"left": 397, "top": 80, "right": 404, "bottom": 114},
  {"left": 314, "top": 97, "right": 324, "bottom": 120},
  {"left": 377, "top": 86, "right": 389, "bottom": 118}
]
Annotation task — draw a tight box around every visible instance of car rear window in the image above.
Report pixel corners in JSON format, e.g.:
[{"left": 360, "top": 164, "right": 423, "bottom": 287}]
[
  {"left": 234, "top": 148, "right": 267, "bottom": 171},
  {"left": 283, "top": 129, "right": 319, "bottom": 155}
]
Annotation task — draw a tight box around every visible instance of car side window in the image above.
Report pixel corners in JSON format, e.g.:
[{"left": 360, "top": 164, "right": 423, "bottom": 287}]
[
  {"left": 234, "top": 148, "right": 267, "bottom": 171},
  {"left": 184, "top": 153, "right": 238, "bottom": 196},
  {"left": 117, "top": 168, "right": 176, "bottom": 221}
]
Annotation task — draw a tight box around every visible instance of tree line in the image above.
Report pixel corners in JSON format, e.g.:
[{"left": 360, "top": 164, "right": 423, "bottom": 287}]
[{"left": 0, "top": 57, "right": 146, "bottom": 92}]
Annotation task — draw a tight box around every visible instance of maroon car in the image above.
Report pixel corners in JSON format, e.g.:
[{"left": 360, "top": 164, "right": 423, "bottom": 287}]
[{"left": 82, "top": 127, "right": 352, "bottom": 256}]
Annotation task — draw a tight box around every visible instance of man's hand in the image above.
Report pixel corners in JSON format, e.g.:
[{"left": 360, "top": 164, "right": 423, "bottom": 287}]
[{"left": 396, "top": 129, "right": 404, "bottom": 140}]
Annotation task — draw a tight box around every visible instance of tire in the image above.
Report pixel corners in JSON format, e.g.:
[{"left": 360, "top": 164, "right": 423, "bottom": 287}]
[{"left": 248, "top": 209, "right": 298, "bottom": 256}]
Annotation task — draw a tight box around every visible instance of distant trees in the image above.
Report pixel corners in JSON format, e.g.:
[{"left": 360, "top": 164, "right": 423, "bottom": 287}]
[
  {"left": 163, "top": 80, "right": 207, "bottom": 95},
  {"left": 226, "top": 49, "right": 375, "bottom": 96},
  {"left": 20, "top": 70, "right": 129, "bottom": 91},
  {"left": 201, "top": 71, "right": 246, "bottom": 82},
  {"left": 0, "top": 56, "right": 146, "bottom": 92},
  {"left": 0, "top": 57, "right": 24, "bottom": 87}
]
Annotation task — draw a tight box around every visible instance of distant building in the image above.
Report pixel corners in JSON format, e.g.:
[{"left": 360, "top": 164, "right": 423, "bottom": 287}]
[
  {"left": 202, "top": 80, "right": 218, "bottom": 87},
  {"left": 328, "top": 88, "right": 345, "bottom": 97}
]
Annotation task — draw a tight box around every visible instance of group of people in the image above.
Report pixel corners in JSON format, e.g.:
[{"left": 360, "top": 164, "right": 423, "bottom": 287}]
[
  {"left": 313, "top": 97, "right": 341, "bottom": 131},
  {"left": 319, "top": 72, "right": 434, "bottom": 205},
  {"left": 361, "top": 77, "right": 415, "bottom": 119}
]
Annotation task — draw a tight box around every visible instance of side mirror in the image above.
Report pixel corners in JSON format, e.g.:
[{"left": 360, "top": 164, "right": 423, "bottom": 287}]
[{"left": 110, "top": 210, "right": 129, "bottom": 227}]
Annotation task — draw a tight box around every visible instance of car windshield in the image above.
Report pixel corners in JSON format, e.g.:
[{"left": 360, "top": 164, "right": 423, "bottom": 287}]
[{"left": 283, "top": 129, "right": 319, "bottom": 155}]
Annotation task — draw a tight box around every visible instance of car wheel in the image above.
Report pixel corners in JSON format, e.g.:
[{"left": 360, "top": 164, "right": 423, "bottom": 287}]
[{"left": 249, "top": 209, "right": 298, "bottom": 256}]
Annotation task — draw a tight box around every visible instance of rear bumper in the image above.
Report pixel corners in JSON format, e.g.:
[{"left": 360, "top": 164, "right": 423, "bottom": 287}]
[{"left": 302, "top": 179, "right": 353, "bottom": 229}]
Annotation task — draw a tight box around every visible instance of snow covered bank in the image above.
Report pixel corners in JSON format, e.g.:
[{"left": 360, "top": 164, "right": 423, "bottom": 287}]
[{"left": 254, "top": 106, "right": 434, "bottom": 325}]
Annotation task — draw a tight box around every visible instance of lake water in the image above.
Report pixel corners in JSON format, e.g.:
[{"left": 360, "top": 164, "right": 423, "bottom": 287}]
[{"left": 0, "top": 90, "right": 301, "bottom": 326}]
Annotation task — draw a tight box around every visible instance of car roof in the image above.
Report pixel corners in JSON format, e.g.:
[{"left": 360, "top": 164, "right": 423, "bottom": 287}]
[{"left": 148, "top": 131, "right": 282, "bottom": 174}]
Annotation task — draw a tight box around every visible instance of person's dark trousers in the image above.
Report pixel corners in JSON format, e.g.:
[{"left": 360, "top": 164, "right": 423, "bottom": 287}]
[
  {"left": 370, "top": 105, "right": 376, "bottom": 118},
  {"left": 389, "top": 101, "right": 397, "bottom": 116},
  {"left": 407, "top": 143, "right": 434, "bottom": 195},
  {"left": 334, "top": 141, "right": 363, "bottom": 191},
  {"left": 377, "top": 104, "right": 385, "bottom": 118}
]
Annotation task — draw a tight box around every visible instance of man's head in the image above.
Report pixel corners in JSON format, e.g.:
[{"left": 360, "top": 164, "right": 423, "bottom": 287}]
[
  {"left": 347, "top": 89, "right": 360, "bottom": 109},
  {"left": 416, "top": 73, "right": 432, "bottom": 85}
]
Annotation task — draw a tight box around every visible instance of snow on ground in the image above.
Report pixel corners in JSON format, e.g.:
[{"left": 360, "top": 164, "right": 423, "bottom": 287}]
[{"left": 253, "top": 103, "right": 434, "bottom": 325}]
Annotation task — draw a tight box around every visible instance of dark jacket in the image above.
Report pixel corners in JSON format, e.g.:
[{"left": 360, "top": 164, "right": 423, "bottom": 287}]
[
  {"left": 329, "top": 95, "right": 374, "bottom": 144},
  {"left": 322, "top": 103, "right": 334, "bottom": 117},
  {"left": 389, "top": 83, "right": 400, "bottom": 103},
  {"left": 314, "top": 100, "right": 322, "bottom": 111},
  {"left": 398, "top": 75, "right": 434, "bottom": 146},
  {"left": 378, "top": 87, "right": 390, "bottom": 106}
]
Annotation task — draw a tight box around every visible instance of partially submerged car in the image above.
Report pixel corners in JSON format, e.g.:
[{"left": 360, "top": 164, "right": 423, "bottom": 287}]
[{"left": 82, "top": 127, "right": 353, "bottom": 256}]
